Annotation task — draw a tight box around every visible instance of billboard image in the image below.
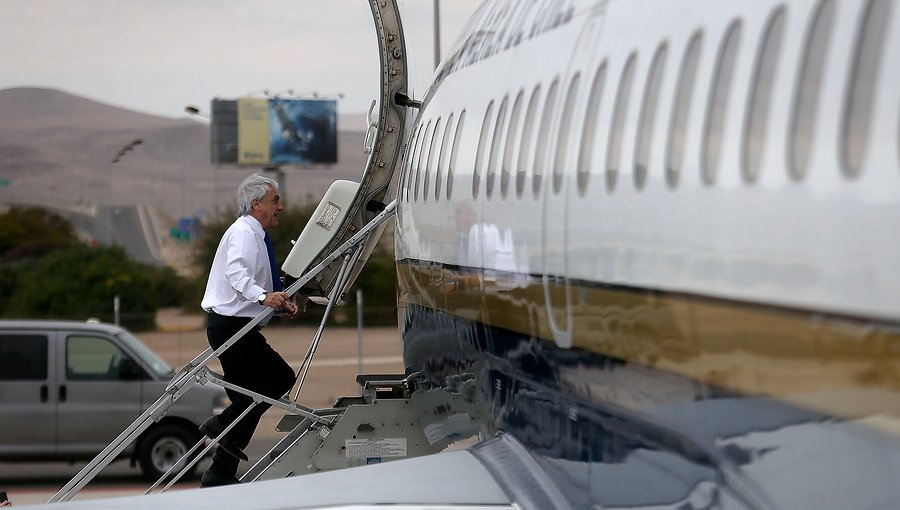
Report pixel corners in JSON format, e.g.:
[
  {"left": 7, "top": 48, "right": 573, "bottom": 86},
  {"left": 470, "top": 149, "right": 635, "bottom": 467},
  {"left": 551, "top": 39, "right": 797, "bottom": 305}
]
[{"left": 211, "top": 97, "right": 338, "bottom": 166}]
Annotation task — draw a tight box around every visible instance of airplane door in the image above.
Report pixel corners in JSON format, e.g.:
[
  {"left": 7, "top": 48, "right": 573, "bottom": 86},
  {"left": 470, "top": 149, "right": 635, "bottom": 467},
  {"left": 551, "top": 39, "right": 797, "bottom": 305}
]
[
  {"left": 541, "top": 78, "right": 571, "bottom": 347},
  {"left": 542, "top": 13, "right": 602, "bottom": 349},
  {"left": 541, "top": 75, "right": 576, "bottom": 349}
]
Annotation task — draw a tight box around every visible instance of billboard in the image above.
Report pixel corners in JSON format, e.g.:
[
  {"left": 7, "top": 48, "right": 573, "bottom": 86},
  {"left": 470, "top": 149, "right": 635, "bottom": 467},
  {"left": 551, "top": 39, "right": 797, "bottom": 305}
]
[{"left": 210, "top": 98, "right": 338, "bottom": 166}]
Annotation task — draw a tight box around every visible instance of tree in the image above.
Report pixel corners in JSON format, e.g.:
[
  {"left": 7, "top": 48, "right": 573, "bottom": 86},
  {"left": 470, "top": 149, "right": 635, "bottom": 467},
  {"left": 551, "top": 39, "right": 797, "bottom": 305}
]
[
  {"left": 2, "top": 245, "right": 164, "bottom": 330},
  {"left": 0, "top": 206, "right": 77, "bottom": 263},
  {"left": 0, "top": 207, "right": 190, "bottom": 330}
]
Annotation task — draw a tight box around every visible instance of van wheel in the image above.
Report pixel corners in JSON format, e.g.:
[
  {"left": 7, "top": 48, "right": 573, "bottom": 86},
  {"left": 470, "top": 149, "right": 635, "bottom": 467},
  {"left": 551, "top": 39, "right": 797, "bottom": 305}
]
[{"left": 138, "top": 424, "right": 198, "bottom": 481}]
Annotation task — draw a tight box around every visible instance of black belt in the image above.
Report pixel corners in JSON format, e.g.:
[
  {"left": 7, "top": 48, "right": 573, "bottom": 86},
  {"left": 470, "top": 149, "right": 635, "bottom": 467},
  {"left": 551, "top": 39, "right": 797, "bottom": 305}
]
[{"left": 206, "top": 310, "right": 256, "bottom": 329}]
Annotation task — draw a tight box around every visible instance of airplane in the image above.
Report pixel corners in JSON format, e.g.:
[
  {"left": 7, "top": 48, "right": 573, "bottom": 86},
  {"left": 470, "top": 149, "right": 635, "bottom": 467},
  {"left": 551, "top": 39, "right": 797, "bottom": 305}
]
[{"left": 33, "top": 0, "right": 900, "bottom": 508}]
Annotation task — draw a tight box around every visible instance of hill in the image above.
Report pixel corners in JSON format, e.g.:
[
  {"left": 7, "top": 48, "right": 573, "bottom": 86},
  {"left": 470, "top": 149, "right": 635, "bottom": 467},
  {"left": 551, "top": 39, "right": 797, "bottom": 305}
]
[{"left": 0, "top": 87, "right": 369, "bottom": 220}]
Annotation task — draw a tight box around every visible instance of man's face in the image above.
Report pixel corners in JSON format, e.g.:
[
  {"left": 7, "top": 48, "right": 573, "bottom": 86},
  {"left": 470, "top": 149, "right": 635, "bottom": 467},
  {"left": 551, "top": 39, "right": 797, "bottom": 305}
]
[{"left": 252, "top": 185, "right": 283, "bottom": 230}]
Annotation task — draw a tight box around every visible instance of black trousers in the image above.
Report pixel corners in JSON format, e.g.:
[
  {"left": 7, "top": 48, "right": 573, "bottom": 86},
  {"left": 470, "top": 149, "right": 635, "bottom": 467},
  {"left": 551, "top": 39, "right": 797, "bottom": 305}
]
[{"left": 206, "top": 312, "right": 295, "bottom": 476}]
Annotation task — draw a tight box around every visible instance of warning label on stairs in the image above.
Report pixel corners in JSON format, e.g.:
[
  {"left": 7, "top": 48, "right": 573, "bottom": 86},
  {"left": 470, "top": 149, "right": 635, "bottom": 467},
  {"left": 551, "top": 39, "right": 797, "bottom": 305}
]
[{"left": 345, "top": 438, "right": 407, "bottom": 458}]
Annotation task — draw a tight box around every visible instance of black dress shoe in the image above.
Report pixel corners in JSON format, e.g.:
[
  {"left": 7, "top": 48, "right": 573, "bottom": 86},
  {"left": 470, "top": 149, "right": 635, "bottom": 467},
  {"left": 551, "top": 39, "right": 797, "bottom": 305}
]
[
  {"left": 200, "top": 468, "right": 241, "bottom": 488},
  {"left": 199, "top": 416, "right": 249, "bottom": 461}
]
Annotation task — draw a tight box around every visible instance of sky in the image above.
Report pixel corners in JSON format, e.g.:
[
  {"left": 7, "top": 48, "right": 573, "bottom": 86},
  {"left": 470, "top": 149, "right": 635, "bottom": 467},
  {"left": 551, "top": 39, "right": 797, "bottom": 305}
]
[{"left": 0, "top": 0, "right": 482, "bottom": 119}]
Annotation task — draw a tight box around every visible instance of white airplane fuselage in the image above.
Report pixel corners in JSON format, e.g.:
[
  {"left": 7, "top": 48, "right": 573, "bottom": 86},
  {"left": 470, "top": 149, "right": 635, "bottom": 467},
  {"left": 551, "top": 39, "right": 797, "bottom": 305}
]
[{"left": 395, "top": 0, "right": 900, "bottom": 507}]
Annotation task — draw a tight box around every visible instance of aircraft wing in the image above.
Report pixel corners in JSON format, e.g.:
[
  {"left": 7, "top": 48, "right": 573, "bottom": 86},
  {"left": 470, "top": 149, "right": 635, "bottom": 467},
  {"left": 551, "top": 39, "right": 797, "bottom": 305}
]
[{"left": 24, "top": 450, "right": 513, "bottom": 510}]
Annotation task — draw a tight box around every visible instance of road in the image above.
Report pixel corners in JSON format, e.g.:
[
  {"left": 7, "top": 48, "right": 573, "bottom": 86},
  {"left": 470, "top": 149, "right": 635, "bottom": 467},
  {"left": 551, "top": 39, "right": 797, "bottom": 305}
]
[
  {"left": 8, "top": 202, "right": 165, "bottom": 266},
  {"left": 1, "top": 317, "right": 405, "bottom": 506}
]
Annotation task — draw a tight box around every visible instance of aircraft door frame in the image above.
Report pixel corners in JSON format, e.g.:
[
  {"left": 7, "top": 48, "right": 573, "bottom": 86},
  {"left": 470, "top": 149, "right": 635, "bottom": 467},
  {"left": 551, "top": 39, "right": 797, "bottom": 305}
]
[
  {"left": 542, "top": 11, "right": 604, "bottom": 349},
  {"left": 541, "top": 83, "right": 572, "bottom": 350}
]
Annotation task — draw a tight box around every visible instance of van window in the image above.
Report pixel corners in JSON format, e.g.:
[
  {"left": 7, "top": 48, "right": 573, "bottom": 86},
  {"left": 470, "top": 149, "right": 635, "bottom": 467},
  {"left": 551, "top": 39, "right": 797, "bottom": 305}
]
[
  {"left": 0, "top": 334, "right": 48, "bottom": 380},
  {"left": 66, "top": 335, "right": 140, "bottom": 381},
  {"left": 115, "top": 330, "right": 172, "bottom": 378}
]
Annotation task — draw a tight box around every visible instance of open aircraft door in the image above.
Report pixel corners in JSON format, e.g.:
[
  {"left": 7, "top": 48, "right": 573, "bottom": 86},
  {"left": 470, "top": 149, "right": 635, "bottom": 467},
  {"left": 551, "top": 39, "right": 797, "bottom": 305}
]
[{"left": 283, "top": 0, "right": 416, "bottom": 304}]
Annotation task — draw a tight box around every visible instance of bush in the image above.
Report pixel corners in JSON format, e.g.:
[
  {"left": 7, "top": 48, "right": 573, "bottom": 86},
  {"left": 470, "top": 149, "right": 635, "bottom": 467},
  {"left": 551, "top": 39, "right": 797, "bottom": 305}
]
[
  {"left": 0, "top": 206, "right": 77, "bottom": 263},
  {"left": 1, "top": 245, "right": 167, "bottom": 331},
  {"left": 0, "top": 207, "right": 191, "bottom": 331}
]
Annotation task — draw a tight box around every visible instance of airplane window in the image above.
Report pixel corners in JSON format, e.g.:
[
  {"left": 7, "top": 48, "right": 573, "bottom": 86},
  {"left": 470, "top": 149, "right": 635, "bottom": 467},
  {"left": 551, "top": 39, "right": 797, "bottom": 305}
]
[
  {"left": 487, "top": 96, "right": 509, "bottom": 199},
  {"left": 702, "top": 20, "right": 742, "bottom": 186},
  {"left": 415, "top": 120, "right": 433, "bottom": 202},
  {"left": 447, "top": 110, "right": 466, "bottom": 200},
  {"left": 424, "top": 117, "right": 442, "bottom": 202},
  {"left": 554, "top": 73, "right": 581, "bottom": 195},
  {"left": 502, "top": 90, "right": 525, "bottom": 199},
  {"left": 666, "top": 32, "right": 703, "bottom": 189},
  {"left": 743, "top": 7, "right": 785, "bottom": 184},
  {"left": 400, "top": 125, "right": 414, "bottom": 199},
  {"left": 404, "top": 125, "right": 425, "bottom": 201},
  {"left": 841, "top": 0, "right": 892, "bottom": 177},
  {"left": 534, "top": 78, "right": 561, "bottom": 198},
  {"left": 517, "top": 85, "right": 542, "bottom": 199},
  {"left": 789, "top": 0, "right": 835, "bottom": 180},
  {"left": 606, "top": 54, "right": 637, "bottom": 192},
  {"left": 474, "top": 102, "right": 494, "bottom": 199},
  {"left": 398, "top": 126, "right": 412, "bottom": 200},
  {"left": 436, "top": 113, "right": 455, "bottom": 201},
  {"left": 578, "top": 62, "right": 607, "bottom": 195},
  {"left": 635, "top": 44, "right": 668, "bottom": 191}
]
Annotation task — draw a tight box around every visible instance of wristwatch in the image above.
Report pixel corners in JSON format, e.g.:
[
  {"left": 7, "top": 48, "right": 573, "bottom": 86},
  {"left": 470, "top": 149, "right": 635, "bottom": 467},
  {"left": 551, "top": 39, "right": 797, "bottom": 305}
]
[{"left": 257, "top": 292, "right": 267, "bottom": 305}]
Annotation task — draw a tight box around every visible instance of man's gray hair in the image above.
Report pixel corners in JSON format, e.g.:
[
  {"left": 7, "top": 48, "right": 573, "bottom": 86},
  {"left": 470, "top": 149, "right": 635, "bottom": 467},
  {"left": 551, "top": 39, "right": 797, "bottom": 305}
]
[{"left": 237, "top": 173, "right": 279, "bottom": 216}]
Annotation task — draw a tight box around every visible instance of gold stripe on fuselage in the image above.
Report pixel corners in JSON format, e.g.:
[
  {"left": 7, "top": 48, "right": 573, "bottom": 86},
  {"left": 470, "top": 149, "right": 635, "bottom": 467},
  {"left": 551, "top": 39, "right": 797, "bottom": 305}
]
[{"left": 397, "top": 259, "right": 900, "bottom": 424}]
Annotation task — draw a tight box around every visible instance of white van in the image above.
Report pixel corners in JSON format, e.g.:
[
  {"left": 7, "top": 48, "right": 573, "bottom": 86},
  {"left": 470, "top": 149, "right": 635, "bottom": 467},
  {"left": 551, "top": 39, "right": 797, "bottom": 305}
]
[{"left": 0, "top": 320, "right": 226, "bottom": 479}]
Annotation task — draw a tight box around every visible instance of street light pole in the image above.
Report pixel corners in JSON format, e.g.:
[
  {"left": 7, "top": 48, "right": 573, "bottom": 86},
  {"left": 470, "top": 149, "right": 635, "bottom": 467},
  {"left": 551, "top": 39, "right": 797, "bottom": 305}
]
[{"left": 434, "top": 0, "right": 441, "bottom": 69}]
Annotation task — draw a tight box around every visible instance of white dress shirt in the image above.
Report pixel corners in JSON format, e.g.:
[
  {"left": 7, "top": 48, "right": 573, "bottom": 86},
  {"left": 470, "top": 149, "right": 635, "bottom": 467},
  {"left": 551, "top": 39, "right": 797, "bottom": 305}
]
[{"left": 201, "top": 215, "right": 274, "bottom": 320}]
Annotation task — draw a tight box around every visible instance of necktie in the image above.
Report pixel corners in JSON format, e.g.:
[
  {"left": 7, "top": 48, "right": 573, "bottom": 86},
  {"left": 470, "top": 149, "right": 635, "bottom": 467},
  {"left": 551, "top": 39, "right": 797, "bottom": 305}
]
[{"left": 264, "top": 232, "right": 282, "bottom": 292}]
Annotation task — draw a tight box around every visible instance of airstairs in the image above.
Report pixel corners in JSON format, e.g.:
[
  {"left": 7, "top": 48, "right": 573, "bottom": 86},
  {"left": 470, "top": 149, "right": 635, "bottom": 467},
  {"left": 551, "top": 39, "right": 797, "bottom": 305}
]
[
  {"left": 50, "top": 199, "right": 440, "bottom": 503},
  {"left": 49, "top": 0, "right": 420, "bottom": 501}
]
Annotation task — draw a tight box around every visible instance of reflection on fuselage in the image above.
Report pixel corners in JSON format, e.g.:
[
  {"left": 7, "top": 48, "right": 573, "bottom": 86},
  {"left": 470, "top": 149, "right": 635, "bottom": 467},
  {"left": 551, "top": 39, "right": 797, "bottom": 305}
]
[{"left": 394, "top": 0, "right": 900, "bottom": 507}]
